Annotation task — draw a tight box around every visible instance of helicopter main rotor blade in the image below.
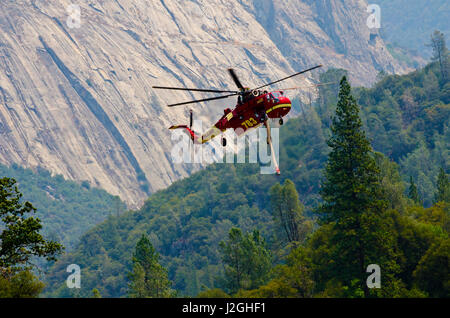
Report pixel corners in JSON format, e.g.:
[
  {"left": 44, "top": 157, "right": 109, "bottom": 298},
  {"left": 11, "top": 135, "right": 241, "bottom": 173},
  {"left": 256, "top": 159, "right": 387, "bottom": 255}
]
[
  {"left": 153, "top": 86, "right": 238, "bottom": 94},
  {"left": 228, "top": 68, "right": 245, "bottom": 91},
  {"left": 167, "top": 93, "right": 238, "bottom": 107},
  {"left": 253, "top": 65, "right": 323, "bottom": 91},
  {"left": 278, "top": 81, "right": 338, "bottom": 91}
]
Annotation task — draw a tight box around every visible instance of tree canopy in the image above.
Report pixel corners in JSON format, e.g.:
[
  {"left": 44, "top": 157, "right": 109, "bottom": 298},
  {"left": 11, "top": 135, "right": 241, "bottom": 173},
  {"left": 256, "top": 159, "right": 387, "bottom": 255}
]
[
  {"left": 128, "top": 235, "right": 173, "bottom": 298},
  {"left": 0, "top": 177, "right": 64, "bottom": 297}
]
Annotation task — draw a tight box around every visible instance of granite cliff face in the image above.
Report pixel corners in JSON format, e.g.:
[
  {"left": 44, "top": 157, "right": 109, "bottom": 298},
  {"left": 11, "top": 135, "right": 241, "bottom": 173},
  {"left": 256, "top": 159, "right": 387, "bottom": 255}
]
[
  {"left": 0, "top": 0, "right": 404, "bottom": 207},
  {"left": 242, "top": 0, "right": 404, "bottom": 82}
]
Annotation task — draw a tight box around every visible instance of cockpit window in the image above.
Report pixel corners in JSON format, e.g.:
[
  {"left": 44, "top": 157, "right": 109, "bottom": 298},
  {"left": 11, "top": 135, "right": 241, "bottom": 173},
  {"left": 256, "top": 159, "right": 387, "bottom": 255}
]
[{"left": 272, "top": 92, "right": 282, "bottom": 98}]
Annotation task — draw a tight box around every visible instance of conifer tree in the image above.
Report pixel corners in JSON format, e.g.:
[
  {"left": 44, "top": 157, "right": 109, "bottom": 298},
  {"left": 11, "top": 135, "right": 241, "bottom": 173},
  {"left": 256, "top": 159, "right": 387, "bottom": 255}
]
[
  {"left": 428, "top": 30, "right": 449, "bottom": 82},
  {"left": 434, "top": 167, "right": 450, "bottom": 204},
  {"left": 128, "top": 235, "right": 173, "bottom": 298},
  {"left": 219, "top": 228, "right": 271, "bottom": 294},
  {"left": 0, "top": 177, "right": 63, "bottom": 297},
  {"left": 318, "top": 76, "right": 399, "bottom": 297},
  {"left": 408, "top": 176, "right": 422, "bottom": 205},
  {"left": 0, "top": 177, "right": 63, "bottom": 270},
  {"left": 269, "top": 179, "right": 311, "bottom": 244}
]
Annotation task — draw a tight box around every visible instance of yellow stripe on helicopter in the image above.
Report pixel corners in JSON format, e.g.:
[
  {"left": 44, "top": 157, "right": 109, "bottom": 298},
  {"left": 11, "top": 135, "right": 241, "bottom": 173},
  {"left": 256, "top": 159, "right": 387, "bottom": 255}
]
[{"left": 266, "top": 103, "right": 291, "bottom": 114}]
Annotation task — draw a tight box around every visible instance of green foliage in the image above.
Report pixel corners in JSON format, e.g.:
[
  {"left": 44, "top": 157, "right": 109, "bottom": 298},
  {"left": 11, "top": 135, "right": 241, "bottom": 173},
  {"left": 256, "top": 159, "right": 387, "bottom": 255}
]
[
  {"left": 434, "top": 167, "right": 450, "bottom": 204},
  {"left": 218, "top": 228, "right": 271, "bottom": 294},
  {"left": 44, "top": 61, "right": 449, "bottom": 298},
  {"left": 196, "top": 288, "right": 230, "bottom": 298},
  {"left": 413, "top": 238, "right": 450, "bottom": 297},
  {"left": 411, "top": 202, "right": 450, "bottom": 233},
  {"left": 408, "top": 176, "right": 422, "bottom": 205},
  {"left": 0, "top": 177, "right": 63, "bottom": 270},
  {"left": 428, "top": 30, "right": 449, "bottom": 81},
  {"left": 317, "top": 77, "right": 401, "bottom": 297},
  {"left": 246, "top": 246, "right": 314, "bottom": 298},
  {"left": 0, "top": 269, "right": 45, "bottom": 298},
  {"left": 235, "top": 280, "right": 297, "bottom": 298},
  {"left": 91, "top": 288, "right": 102, "bottom": 298},
  {"left": 387, "top": 207, "right": 447, "bottom": 291},
  {"left": 0, "top": 164, "right": 126, "bottom": 251},
  {"left": 269, "top": 179, "right": 312, "bottom": 245},
  {"left": 43, "top": 163, "right": 278, "bottom": 297},
  {"left": 356, "top": 61, "right": 449, "bottom": 206},
  {"left": 375, "top": 153, "right": 409, "bottom": 213},
  {"left": 0, "top": 178, "right": 64, "bottom": 298},
  {"left": 128, "top": 235, "right": 174, "bottom": 298}
]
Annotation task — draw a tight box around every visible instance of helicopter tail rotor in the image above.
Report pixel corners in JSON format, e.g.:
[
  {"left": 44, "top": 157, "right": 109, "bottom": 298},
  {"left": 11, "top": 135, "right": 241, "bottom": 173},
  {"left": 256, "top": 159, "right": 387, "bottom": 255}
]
[{"left": 169, "top": 124, "right": 198, "bottom": 142}]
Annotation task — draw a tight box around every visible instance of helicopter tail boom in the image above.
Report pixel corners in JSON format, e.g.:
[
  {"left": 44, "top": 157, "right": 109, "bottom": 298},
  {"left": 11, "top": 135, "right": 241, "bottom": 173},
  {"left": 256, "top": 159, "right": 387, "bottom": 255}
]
[
  {"left": 169, "top": 125, "right": 198, "bottom": 142},
  {"left": 169, "top": 124, "right": 224, "bottom": 145}
]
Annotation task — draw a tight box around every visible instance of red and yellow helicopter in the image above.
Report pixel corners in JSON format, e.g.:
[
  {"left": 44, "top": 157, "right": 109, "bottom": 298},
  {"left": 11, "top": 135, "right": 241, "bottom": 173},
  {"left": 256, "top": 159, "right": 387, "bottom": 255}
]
[{"left": 153, "top": 65, "right": 322, "bottom": 174}]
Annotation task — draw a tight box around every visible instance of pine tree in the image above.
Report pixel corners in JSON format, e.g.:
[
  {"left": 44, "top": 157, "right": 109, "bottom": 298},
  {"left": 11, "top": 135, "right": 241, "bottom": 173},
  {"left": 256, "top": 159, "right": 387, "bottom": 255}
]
[
  {"left": 434, "top": 167, "right": 450, "bottom": 204},
  {"left": 128, "top": 235, "right": 173, "bottom": 298},
  {"left": 219, "top": 228, "right": 271, "bottom": 294},
  {"left": 0, "top": 177, "right": 64, "bottom": 270},
  {"left": 269, "top": 179, "right": 312, "bottom": 244},
  {"left": 318, "top": 76, "right": 399, "bottom": 297},
  {"left": 0, "top": 177, "right": 64, "bottom": 297},
  {"left": 408, "top": 176, "right": 422, "bottom": 205},
  {"left": 428, "top": 30, "right": 449, "bottom": 82}
]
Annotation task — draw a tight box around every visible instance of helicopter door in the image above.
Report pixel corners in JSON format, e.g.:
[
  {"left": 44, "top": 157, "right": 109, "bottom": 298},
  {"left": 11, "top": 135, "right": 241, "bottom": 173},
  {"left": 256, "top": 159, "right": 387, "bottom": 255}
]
[
  {"left": 271, "top": 92, "right": 280, "bottom": 103},
  {"left": 267, "top": 93, "right": 275, "bottom": 105}
]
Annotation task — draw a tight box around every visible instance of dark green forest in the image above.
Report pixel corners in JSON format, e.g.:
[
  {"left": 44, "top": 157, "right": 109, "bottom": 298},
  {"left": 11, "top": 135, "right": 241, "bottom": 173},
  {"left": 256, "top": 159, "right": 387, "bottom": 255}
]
[
  {"left": 41, "top": 59, "right": 449, "bottom": 298},
  {"left": 0, "top": 164, "right": 126, "bottom": 251}
]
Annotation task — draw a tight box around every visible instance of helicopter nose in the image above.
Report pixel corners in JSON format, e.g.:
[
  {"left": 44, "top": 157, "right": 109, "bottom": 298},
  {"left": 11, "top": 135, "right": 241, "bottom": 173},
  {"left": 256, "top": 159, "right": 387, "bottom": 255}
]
[
  {"left": 267, "top": 96, "right": 292, "bottom": 119},
  {"left": 277, "top": 96, "right": 291, "bottom": 106}
]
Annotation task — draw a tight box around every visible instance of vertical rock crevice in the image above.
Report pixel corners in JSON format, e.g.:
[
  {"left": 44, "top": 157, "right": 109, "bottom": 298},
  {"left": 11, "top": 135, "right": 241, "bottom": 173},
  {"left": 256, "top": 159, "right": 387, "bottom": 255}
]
[{"left": 38, "top": 36, "right": 150, "bottom": 193}]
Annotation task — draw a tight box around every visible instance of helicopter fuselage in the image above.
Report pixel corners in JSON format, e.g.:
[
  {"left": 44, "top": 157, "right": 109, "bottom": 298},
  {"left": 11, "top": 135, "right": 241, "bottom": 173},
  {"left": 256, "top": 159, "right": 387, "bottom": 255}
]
[
  {"left": 162, "top": 65, "right": 323, "bottom": 146},
  {"left": 215, "top": 91, "right": 291, "bottom": 136}
]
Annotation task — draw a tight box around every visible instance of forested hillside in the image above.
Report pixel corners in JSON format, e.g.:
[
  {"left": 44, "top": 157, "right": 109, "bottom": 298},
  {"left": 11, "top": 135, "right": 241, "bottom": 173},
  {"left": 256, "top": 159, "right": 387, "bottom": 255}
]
[
  {"left": 43, "top": 61, "right": 449, "bottom": 297},
  {"left": 0, "top": 164, "right": 126, "bottom": 251},
  {"left": 322, "top": 64, "right": 449, "bottom": 207}
]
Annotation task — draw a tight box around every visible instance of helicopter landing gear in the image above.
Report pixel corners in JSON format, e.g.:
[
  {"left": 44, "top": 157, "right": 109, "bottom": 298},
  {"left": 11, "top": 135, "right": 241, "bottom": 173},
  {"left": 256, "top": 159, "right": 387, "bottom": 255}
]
[
  {"left": 260, "top": 112, "right": 268, "bottom": 123},
  {"left": 279, "top": 118, "right": 284, "bottom": 125},
  {"left": 256, "top": 111, "right": 266, "bottom": 122}
]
